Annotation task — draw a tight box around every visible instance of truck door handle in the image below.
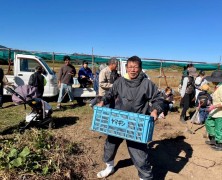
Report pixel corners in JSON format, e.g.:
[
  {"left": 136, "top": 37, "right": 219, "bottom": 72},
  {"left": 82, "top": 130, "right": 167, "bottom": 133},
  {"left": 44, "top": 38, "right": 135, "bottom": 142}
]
[{"left": 18, "top": 74, "right": 23, "bottom": 76}]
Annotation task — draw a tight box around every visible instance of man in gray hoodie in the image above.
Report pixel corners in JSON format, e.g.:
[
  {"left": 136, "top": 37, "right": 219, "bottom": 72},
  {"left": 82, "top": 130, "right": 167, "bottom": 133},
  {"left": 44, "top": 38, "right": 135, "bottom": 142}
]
[{"left": 97, "top": 56, "right": 164, "bottom": 180}]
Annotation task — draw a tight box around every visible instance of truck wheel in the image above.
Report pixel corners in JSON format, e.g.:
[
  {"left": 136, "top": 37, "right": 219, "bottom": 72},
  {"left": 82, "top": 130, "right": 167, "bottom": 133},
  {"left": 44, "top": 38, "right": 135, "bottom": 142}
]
[
  {"left": 49, "top": 121, "right": 55, "bottom": 129},
  {"left": 83, "top": 97, "right": 93, "bottom": 104}
]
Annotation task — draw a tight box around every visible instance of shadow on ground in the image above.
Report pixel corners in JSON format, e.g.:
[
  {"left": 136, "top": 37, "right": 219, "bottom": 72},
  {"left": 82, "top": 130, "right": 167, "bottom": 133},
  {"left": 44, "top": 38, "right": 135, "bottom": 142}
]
[
  {"left": 149, "top": 136, "right": 193, "bottom": 180},
  {"left": 0, "top": 116, "right": 79, "bottom": 135},
  {"left": 53, "top": 116, "right": 79, "bottom": 129},
  {"left": 114, "top": 158, "right": 133, "bottom": 172},
  {"left": 0, "top": 124, "right": 20, "bottom": 135},
  {"left": 52, "top": 103, "right": 86, "bottom": 112}
]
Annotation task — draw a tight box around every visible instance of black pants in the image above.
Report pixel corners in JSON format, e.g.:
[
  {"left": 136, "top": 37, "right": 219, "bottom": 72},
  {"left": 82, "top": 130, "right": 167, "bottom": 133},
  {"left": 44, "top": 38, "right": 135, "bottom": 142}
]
[
  {"left": 180, "top": 93, "right": 193, "bottom": 117},
  {"left": 78, "top": 77, "right": 92, "bottom": 88},
  {"left": 103, "top": 135, "right": 153, "bottom": 180},
  {"left": 37, "top": 88, "right": 44, "bottom": 99}
]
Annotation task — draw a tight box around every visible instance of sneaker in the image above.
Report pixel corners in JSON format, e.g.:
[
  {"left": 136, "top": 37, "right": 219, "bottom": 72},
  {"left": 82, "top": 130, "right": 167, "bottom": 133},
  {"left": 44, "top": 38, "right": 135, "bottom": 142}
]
[
  {"left": 158, "top": 112, "right": 165, "bottom": 119},
  {"left": 89, "top": 103, "right": 93, "bottom": 109},
  {"left": 97, "top": 167, "right": 114, "bottom": 178},
  {"left": 56, "top": 105, "right": 62, "bottom": 110},
  {"left": 97, "top": 161, "right": 114, "bottom": 178},
  {"left": 70, "top": 103, "right": 75, "bottom": 108},
  {"left": 180, "top": 116, "right": 187, "bottom": 124},
  {"left": 205, "top": 139, "right": 216, "bottom": 145},
  {"left": 205, "top": 136, "right": 216, "bottom": 145},
  {"left": 211, "top": 143, "right": 222, "bottom": 151}
]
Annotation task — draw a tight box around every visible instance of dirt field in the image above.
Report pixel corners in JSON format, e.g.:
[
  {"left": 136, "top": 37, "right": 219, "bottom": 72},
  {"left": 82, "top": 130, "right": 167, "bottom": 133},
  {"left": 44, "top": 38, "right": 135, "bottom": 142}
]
[
  {"left": 1, "top": 64, "right": 220, "bottom": 179},
  {"left": 54, "top": 105, "right": 222, "bottom": 180}
]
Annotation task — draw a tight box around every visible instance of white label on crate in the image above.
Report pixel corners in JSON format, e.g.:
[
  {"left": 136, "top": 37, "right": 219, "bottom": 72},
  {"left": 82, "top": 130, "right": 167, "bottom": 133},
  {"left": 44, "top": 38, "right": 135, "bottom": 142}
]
[{"left": 109, "top": 118, "right": 128, "bottom": 129}]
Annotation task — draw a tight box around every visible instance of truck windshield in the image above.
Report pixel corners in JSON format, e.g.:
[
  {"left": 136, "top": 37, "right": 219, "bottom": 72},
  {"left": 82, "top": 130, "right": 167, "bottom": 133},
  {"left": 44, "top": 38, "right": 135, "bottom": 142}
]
[{"left": 39, "top": 58, "right": 54, "bottom": 75}]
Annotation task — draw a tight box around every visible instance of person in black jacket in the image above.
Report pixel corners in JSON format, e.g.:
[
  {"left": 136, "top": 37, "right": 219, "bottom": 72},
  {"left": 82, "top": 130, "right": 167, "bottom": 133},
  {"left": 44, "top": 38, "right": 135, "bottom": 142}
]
[
  {"left": 180, "top": 67, "right": 197, "bottom": 123},
  {"left": 28, "top": 66, "right": 45, "bottom": 98},
  {"left": 0, "top": 67, "right": 4, "bottom": 108},
  {"left": 96, "top": 56, "right": 164, "bottom": 179}
]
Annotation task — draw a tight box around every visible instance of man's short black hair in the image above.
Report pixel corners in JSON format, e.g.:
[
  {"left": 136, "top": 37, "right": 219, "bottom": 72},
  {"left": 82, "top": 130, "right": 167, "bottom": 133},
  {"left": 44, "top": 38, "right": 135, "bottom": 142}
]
[
  {"left": 63, "top": 55, "right": 71, "bottom": 61},
  {"left": 83, "top": 60, "right": 88, "bottom": 65},
  {"left": 35, "top": 66, "right": 43, "bottom": 71},
  {"left": 127, "top": 56, "right": 142, "bottom": 68}
]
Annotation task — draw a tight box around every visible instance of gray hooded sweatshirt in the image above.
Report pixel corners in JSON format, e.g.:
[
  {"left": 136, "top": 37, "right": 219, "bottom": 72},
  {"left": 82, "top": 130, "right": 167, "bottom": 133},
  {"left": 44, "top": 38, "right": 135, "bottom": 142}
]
[{"left": 102, "top": 72, "right": 164, "bottom": 115}]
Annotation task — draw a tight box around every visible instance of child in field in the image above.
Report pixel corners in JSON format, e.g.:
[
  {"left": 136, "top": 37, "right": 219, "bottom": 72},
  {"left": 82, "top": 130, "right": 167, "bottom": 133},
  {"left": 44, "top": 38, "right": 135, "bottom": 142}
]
[{"left": 194, "top": 84, "right": 212, "bottom": 124}]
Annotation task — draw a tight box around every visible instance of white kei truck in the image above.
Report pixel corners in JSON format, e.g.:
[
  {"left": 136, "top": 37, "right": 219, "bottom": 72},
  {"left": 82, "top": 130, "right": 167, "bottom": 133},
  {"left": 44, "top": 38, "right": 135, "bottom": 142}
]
[{"left": 4, "top": 53, "right": 59, "bottom": 97}]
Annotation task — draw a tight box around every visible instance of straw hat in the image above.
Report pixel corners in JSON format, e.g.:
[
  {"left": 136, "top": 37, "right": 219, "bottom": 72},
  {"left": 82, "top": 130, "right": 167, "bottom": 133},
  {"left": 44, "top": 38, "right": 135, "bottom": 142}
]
[{"left": 200, "top": 84, "right": 210, "bottom": 91}]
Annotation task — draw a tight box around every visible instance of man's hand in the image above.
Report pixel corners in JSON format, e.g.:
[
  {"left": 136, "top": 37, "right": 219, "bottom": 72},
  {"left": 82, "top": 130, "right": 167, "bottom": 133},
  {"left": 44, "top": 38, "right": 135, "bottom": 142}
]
[
  {"left": 150, "top": 109, "right": 158, "bottom": 121},
  {"left": 97, "top": 101, "right": 104, "bottom": 107},
  {"left": 69, "top": 72, "right": 75, "bottom": 77},
  {"left": 58, "top": 82, "right": 61, "bottom": 88}
]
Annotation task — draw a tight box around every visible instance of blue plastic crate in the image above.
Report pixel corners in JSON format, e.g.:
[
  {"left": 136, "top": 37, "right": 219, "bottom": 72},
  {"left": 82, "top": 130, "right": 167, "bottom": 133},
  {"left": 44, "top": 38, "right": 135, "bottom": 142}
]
[{"left": 91, "top": 106, "right": 154, "bottom": 143}]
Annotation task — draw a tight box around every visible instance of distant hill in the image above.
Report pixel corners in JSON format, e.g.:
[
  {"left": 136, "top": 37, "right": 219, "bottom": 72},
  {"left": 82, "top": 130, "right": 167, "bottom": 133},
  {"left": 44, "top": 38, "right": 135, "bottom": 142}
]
[{"left": 0, "top": 45, "right": 7, "bottom": 48}]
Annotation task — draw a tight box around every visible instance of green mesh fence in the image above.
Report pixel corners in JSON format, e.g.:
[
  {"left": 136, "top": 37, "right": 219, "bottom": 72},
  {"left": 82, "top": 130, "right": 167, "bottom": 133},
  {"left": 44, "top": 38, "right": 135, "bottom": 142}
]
[{"left": 0, "top": 49, "right": 221, "bottom": 70}]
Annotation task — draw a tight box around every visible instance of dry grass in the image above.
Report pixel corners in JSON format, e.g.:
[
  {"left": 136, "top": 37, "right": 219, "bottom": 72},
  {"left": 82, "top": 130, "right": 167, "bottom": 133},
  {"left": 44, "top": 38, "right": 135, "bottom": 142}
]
[{"left": 146, "top": 68, "right": 213, "bottom": 90}]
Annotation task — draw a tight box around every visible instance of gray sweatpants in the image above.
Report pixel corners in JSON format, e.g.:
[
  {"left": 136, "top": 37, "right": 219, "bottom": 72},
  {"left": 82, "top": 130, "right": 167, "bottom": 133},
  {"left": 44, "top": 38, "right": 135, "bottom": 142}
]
[{"left": 103, "top": 135, "right": 153, "bottom": 180}]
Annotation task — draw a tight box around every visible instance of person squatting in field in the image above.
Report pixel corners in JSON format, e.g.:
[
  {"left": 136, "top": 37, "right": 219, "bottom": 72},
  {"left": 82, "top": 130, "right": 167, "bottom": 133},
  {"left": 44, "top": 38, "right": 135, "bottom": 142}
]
[
  {"left": 160, "top": 86, "right": 175, "bottom": 118},
  {"left": 96, "top": 56, "right": 164, "bottom": 180},
  {"left": 78, "top": 60, "right": 93, "bottom": 88},
  {"left": 76, "top": 60, "right": 94, "bottom": 105}
]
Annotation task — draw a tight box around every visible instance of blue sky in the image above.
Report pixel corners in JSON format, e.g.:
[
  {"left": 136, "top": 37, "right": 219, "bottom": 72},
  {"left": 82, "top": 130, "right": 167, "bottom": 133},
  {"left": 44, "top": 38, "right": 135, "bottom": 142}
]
[{"left": 1, "top": 0, "right": 222, "bottom": 62}]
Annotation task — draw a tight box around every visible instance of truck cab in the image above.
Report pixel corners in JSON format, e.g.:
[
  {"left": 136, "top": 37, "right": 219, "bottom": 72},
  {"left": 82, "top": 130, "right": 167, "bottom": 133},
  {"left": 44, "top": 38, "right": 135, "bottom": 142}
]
[{"left": 4, "top": 54, "right": 59, "bottom": 97}]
